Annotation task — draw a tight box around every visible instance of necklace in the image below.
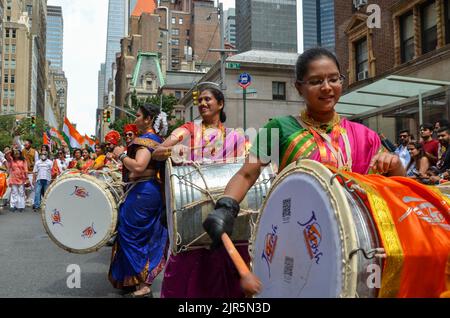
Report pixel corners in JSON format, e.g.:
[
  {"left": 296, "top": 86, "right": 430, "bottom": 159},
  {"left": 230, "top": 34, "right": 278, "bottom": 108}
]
[
  {"left": 299, "top": 110, "right": 352, "bottom": 170},
  {"left": 300, "top": 110, "right": 340, "bottom": 133}
]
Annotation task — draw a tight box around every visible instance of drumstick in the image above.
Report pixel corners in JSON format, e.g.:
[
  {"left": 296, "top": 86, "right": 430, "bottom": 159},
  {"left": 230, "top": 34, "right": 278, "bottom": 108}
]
[{"left": 221, "top": 233, "right": 262, "bottom": 297}]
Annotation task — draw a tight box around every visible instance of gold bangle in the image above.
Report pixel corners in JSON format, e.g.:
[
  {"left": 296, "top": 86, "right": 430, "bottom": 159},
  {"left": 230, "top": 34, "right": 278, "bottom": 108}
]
[{"left": 165, "top": 149, "right": 172, "bottom": 157}]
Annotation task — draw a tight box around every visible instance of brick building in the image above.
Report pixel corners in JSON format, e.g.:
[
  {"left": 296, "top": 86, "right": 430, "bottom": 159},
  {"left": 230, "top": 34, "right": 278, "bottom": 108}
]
[{"left": 334, "top": 0, "right": 450, "bottom": 141}]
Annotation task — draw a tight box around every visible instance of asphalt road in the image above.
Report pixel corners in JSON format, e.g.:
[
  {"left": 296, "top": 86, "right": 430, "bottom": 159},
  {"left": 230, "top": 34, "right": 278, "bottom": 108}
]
[{"left": 0, "top": 206, "right": 163, "bottom": 298}]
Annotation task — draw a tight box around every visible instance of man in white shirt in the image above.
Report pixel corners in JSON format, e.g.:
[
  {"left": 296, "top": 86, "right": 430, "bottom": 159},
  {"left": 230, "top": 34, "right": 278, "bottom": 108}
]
[
  {"left": 32, "top": 151, "right": 53, "bottom": 211},
  {"left": 395, "top": 130, "right": 411, "bottom": 168}
]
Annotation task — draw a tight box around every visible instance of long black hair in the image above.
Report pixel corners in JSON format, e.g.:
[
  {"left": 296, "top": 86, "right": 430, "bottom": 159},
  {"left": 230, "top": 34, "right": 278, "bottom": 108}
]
[
  {"left": 295, "top": 47, "right": 341, "bottom": 82},
  {"left": 201, "top": 86, "right": 226, "bottom": 123}
]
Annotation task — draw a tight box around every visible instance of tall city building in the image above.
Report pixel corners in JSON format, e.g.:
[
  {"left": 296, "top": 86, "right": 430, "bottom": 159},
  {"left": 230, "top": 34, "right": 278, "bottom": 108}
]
[
  {"left": 301, "top": 0, "right": 335, "bottom": 52},
  {"left": 103, "top": 0, "right": 128, "bottom": 101},
  {"left": 1, "top": 0, "right": 47, "bottom": 116},
  {"left": 0, "top": 0, "right": 4, "bottom": 105},
  {"left": 224, "top": 8, "right": 236, "bottom": 46},
  {"left": 98, "top": 63, "right": 106, "bottom": 109},
  {"left": 46, "top": 5, "right": 63, "bottom": 71},
  {"left": 27, "top": 0, "right": 47, "bottom": 117},
  {"left": 236, "top": 0, "right": 297, "bottom": 53}
]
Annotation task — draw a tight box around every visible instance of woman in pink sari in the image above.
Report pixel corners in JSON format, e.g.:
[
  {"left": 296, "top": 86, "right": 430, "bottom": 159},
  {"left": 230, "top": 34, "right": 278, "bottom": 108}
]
[
  {"left": 154, "top": 84, "right": 247, "bottom": 298},
  {"left": 202, "top": 48, "right": 406, "bottom": 279}
]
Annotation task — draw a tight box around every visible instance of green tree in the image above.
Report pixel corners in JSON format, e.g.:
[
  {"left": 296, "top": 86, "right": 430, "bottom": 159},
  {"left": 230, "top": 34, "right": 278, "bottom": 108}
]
[{"left": 0, "top": 115, "right": 49, "bottom": 150}]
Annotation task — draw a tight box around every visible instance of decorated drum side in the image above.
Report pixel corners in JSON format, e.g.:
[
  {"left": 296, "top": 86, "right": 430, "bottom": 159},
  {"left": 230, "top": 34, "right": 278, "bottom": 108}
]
[
  {"left": 166, "top": 159, "right": 276, "bottom": 255},
  {"left": 251, "top": 159, "right": 381, "bottom": 298},
  {"left": 41, "top": 173, "right": 122, "bottom": 254}
]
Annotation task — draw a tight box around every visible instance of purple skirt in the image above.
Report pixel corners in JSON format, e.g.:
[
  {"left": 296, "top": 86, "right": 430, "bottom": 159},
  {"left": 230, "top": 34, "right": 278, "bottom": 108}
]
[{"left": 161, "top": 244, "right": 250, "bottom": 298}]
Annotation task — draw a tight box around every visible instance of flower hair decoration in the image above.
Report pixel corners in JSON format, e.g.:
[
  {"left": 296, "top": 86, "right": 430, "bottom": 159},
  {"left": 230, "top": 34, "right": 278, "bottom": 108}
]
[{"left": 154, "top": 111, "right": 168, "bottom": 136}]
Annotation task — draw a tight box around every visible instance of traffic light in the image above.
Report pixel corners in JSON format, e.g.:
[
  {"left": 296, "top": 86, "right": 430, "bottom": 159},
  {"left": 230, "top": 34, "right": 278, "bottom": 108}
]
[
  {"left": 192, "top": 90, "right": 199, "bottom": 106},
  {"left": 103, "top": 109, "right": 111, "bottom": 123},
  {"left": 31, "top": 116, "right": 36, "bottom": 128}
]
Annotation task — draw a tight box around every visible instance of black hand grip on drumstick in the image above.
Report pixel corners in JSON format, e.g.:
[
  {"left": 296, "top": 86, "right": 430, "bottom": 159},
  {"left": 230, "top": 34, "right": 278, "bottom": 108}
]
[{"left": 221, "top": 233, "right": 262, "bottom": 297}]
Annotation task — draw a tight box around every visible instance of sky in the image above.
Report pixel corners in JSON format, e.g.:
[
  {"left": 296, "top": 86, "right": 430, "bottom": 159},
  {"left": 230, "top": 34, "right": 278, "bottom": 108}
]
[{"left": 46, "top": 0, "right": 293, "bottom": 136}]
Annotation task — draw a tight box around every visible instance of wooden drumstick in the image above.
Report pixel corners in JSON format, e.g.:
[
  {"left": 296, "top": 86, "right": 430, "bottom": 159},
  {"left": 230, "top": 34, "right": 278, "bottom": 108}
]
[{"left": 221, "top": 233, "right": 262, "bottom": 297}]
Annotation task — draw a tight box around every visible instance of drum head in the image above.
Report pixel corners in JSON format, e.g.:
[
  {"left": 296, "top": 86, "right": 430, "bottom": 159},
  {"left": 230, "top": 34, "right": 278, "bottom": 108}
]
[
  {"left": 252, "top": 159, "right": 358, "bottom": 298},
  {"left": 41, "top": 174, "right": 118, "bottom": 254}
]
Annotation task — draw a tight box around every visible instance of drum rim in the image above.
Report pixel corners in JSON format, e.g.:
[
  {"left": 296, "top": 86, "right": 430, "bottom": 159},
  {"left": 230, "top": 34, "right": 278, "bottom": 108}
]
[
  {"left": 165, "top": 158, "right": 179, "bottom": 255},
  {"left": 251, "top": 159, "right": 359, "bottom": 298},
  {"left": 41, "top": 172, "right": 119, "bottom": 254}
]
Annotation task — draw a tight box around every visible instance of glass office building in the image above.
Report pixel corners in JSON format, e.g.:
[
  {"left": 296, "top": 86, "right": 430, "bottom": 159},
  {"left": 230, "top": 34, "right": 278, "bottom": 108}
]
[
  {"left": 46, "top": 5, "right": 63, "bottom": 71},
  {"left": 236, "top": 0, "right": 297, "bottom": 53},
  {"left": 103, "top": 0, "right": 127, "bottom": 95},
  {"left": 302, "top": 0, "right": 335, "bottom": 52}
]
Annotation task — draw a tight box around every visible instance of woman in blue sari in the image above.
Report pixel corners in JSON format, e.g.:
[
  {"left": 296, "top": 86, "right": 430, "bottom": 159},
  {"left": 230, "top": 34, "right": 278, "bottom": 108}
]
[{"left": 109, "top": 103, "right": 168, "bottom": 298}]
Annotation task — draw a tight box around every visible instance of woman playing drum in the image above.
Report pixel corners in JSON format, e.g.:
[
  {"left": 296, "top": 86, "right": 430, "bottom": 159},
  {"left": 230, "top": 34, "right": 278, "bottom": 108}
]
[
  {"left": 109, "top": 103, "right": 168, "bottom": 298},
  {"left": 203, "top": 48, "right": 406, "bottom": 272},
  {"left": 153, "top": 84, "right": 248, "bottom": 298}
]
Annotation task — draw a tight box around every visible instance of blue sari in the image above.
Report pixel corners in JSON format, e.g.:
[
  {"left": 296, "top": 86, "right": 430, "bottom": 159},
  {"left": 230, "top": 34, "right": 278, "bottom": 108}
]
[{"left": 109, "top": 132, "right": 168, "bottom": 289}]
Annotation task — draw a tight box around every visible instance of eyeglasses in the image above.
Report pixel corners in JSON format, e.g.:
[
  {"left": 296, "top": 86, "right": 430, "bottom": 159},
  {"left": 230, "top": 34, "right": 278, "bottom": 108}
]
[
  {"left": 297, "top": 74, "right": 345, "bottom": 87},
  {"left": 125, "top": 133, "right": 134, "bottom": 137}
]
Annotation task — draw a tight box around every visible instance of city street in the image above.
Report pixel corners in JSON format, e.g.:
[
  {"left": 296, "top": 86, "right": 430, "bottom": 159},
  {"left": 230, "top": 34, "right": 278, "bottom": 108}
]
[{"left": 0, "top": 206, "right": 163, "bottom": 298}]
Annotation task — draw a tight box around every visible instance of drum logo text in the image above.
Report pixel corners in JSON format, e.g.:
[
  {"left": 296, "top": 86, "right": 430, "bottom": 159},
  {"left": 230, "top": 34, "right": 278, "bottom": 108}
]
[
  {"left": 400, "top": 196, "right": 450, "bottom": 231},
  {"left": 51, "top": 209, "right": 63, "bottom": 226},
  {"left": 71, "top": 186, "right": 89, "bottom": 198},
  {"left": 81, "top": 223, "right": 97, "bottom": 239},
  {"left": 261, "top": 225, "right": 278, "bottom": 277},
  {"left": 298, "top": 211, "right": 323, "bottom": 264}
]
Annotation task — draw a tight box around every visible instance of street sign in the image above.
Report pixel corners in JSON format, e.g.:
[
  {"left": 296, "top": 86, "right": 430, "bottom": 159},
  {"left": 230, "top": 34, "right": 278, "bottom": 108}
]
[
  {"left": 234, "top": 88, "right": 257, "bottom": 94},
  {"left": 238, "top": 73, "right": 252, "bottom": 89},
  {"left": 226, "top": 62, "right": 241, "bottom": 70}
]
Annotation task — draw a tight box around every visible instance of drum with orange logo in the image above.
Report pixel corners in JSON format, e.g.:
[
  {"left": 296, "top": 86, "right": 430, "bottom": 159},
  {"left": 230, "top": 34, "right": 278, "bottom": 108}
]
[
  {"left": 251, "top": 159, "right": 450, "bottom": 298},
  {"left": 41, "top": 171, "right": 123, "bottom": 253}
]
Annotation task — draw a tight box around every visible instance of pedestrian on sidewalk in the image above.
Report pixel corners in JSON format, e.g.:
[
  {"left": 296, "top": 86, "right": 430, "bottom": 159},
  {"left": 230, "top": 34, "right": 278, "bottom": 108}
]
[{"left": 33, "top": 151, "right": 53, "bottom": 211}]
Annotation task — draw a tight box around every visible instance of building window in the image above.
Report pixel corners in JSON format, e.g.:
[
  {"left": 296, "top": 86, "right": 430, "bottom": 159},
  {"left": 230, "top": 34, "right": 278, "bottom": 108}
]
[
  {"left": 186, "top": 30, "right": 190, "bottom": 36},
  {"left": 10, "top": 75, "right": 15, "bottom": 84},
  {"left": 355, "top": 38, "right": 369, "bottom": 81},
  {"left": 4, "top": 45, "right": 9, "bottom": 53},
  {"left": 171, "top": 29, "right": 179, "bottom": 36},
  {"left": 445, "top": 0, "right": 450, "bottom": 44},
  {"left": 421, "top": 1, "right": 437, "bottom": 54},
  {"left": 12, "top": 29, "right": 16, "bottom": 38},
  {"left": 400, "top": 11, "right": 414, "bottom": 63},
  {"left": 171, "top": 39, "right": 179, "bottom": 46},
  {"left": 175, "top": 91, "right": 182, "bottom": 100},
  {"left": 272, "top": 82, "right": 286, "bottom": 101},
  {"left": 179, "top": 18, "right": 183, "bottom": 25},
  {"left": 157, "top": 41, "right": 163, "bottom": 49},
  {"left": 10, "top": 61, "right": 15, "bottom": 69},
  {"left": 4, "top": 75, "right": 8, "bottom": 83},
  {"left": 160, "top": 31, "right": 164, "bottom": 38},
  {"left": 11, "top": 45, "right": 15, "bottom": 54},
  {"left": 171, "top": 17, "right": 176, "bottom": 24},
  {"left": 5, "top": 28, "right": 9, "bottom": 38}
]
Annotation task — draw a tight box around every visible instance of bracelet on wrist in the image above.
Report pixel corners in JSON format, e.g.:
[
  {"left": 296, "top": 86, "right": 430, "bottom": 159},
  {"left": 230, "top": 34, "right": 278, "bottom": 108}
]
[{"left": 119, "top": 153, "right": 128, "bottom": 161}]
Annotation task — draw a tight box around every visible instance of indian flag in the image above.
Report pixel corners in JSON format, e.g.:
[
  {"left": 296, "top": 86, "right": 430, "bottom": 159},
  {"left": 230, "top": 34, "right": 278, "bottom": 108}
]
[
  {"left": 84, "top": 134, "right": 96, "bottom": 151},
  {"left": 50, "top": 128, "right": 65, "bottom": 142},
  {"left": 62, "top": 117, "right": 85, "bottom": 149}
]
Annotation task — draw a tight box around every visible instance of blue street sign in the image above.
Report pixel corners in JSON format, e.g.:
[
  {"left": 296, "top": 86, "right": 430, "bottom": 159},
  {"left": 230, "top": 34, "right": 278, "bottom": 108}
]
[{"left": 238, "top": 73, "right": 252, "bottom": 89}]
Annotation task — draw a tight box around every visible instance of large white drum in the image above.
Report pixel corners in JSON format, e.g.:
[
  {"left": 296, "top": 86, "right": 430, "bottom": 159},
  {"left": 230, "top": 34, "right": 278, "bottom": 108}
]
[
  {"left": 251, "top": 159, "right": 382, "bottom": 298},
  {"left": 41, "top": 170, "right": 123, "bottom": 254},
  {"left": 166, "top": 159, "right": 276, "bottom": 255}
]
